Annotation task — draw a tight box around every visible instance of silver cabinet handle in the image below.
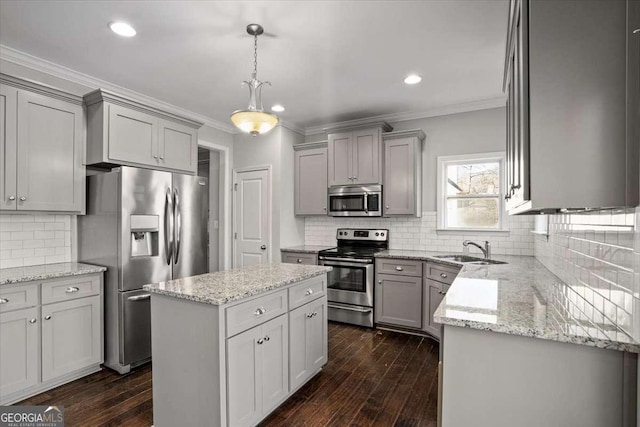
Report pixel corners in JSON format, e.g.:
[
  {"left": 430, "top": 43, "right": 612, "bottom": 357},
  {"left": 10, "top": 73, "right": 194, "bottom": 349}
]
[
  {"left": 153, "top": 155, "right": 159, "bottom": 159},
  {"left": 378, "top": 280, "right": 383, "bottom": 284},
  {"left": 19, "top": 197, "right": 26, "bottom": 201},
  {"left": 65, "top": 286, "right": 80, "bottom": 293},
  {"left": 8, "top": 196, "right": 15, "bottom": 201},
  {"left": 385, "top": 205, "right": 390, "bottom": 209},
  {"left": 396, "top": 266, "right": 404, "bottom": 271},
  {"left": 264, "top": 335, "right": 270, "bottom": 341},
  {"left": 257, "top": 338, "right": 264, "bottom": 344},
  {"left": 254, "top": 307, "right": 266, "bottom": 316},
  {"left": 44, "top": 315, "right": 52, "bottom": 320},
  {"left": 440, "top": 273, "right": 448, "bottom": 279},
  {"left": 29, "top": 318, "right": 37, "bottom": 324},
  {"left": 159, "top": 156, "right": 164, "bottom": 160},
  {"left": 305, "top": 289, "right": 314, "bottom": 296},
  {"left": 128, "top": 294, "right": 151, "bottom": 301},
  {"left": 307, "top": 312, "right": 313, "bottom": 318},
  {"left": 261, "top": 245, "right": 267, "bottom": 250},
  {"left": 0, "top": 298, "right": 8, "bottom": 304},
  {"left": 438, "top": 290, "right": 447, "bottom": 296},
  {"left": 297, "top": 259, "right": 302, "bottom": 263}
]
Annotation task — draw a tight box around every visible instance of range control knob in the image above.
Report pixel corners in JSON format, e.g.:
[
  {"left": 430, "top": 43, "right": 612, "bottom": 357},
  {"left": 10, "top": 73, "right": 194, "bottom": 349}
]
[
  {"left": 381, "top": 232, "right": 385, "bottom": 236},
  {"left": 375, "top": 232, "right": 379, "bottom": 236}
]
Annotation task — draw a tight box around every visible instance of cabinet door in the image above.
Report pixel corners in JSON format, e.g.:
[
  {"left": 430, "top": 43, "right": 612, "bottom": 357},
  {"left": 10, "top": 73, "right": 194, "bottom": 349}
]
[
  {"left": 41, "top": 295, "right": 101, "bottom": 382},
  {"left": 328, "top": 132, "right": 352, "bottom": 186},
  {"left": 107, "top": 104, "right": 158, "bottom": 167},
  {"left": 384, "top": 137, "right": 416, "bottom": 215},
  {"left": 425, "top": 280, "right": 447, "bottom": 338},
  {"left": 227, "top": 325, "right": 263, "bottom": 427},
  {"left": 260, "top": 315, "right": 289, "bottom": 414},
  {"left": 375, "top": 274, "right": 422, "bottom": 329},
  {"left": 0, "top": 307, "right": 38, "bottom": 398},
  {"left": 289, "top": 298, "right": 326, "bottom": 391},
  {"left": 16, "top": 90, "right": 83, "bottom": 212},
  {"left": 352, "top": 128, "right": 381, "bottom": 185},
  {"left": 282, "top": 253, "right": 318, "bottom": 265},
  {"left": 0, "top": 85, "right": 17, "bottom": 211},
  {"left": 157, "top": 119, "right": 197, "bottom": 174},
  {"left": 295, "top": 147, "right": 328, "bottom": 215}
]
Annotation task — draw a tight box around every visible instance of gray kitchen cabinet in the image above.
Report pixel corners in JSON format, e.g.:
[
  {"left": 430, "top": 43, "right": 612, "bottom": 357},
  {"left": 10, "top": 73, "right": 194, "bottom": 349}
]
[
  {"left": 227, "top": 314, "right": 288, "bottom": 427},
  {"left": 281, "top": 251, "right": 318, "bottom": 265},
  {"left": 0, "top": 307, "right": 39, "bottom": 397},
  {"left": 425, "top": 280, "right": 450, "bottom": 338},
  {"left": 504, "top": 0, "right": 638, "bottom": 213},
  {"left": 327, "top": 123, "right": 392, "bottom": 186},
  {"left": 289, "top": 297, "right": 327, "bottom": 391},
  {"left": 41, "top": 295, "right": 102, "bottom": 382},
  {"left": 375, "top": 273, "right": 423, "bottom": 329},
  {"left": 382, "top": 130, "right": 425, "bottom": 217},
  {"left": 0, "top": 74, "right": 84, "bottom": 213},
  {"left": 84, "top": 89, "right": 202, "bottom": 175},
  {"left": 294, "top": 142, "right": 328, "bottom": 215}
]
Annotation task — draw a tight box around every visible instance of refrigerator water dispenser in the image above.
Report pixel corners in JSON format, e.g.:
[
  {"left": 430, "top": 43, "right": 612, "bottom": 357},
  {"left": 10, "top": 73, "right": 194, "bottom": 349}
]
[{"left": 130, "top": 215, "right": 159, "bottom": 258}]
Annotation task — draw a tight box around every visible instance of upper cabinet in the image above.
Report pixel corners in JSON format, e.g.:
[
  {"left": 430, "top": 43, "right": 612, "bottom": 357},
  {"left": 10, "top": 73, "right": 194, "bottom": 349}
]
[
  {"left": 382, "top": 130, "right": 425, "bottom": 217},
  {"left": 84, "top": 89, "right": 201, "bottom": 175},
  {"left": 327, "top": 123, "right": 392, "bottom": 186},
  {"left": 504, "top": 0, "right": 639, "bottom": 214},
  {"left": 0, "top": 74, "right": 84, "bottom": 213},
  {"left": 294, "top": 142, "right": 328, "bottom": 216}
]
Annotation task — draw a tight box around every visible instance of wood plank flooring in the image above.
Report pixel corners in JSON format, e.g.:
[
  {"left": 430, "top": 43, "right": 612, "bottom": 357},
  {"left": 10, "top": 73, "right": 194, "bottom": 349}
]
[{"left": 17, "top": 322, "right": 439, "bottom": 427}]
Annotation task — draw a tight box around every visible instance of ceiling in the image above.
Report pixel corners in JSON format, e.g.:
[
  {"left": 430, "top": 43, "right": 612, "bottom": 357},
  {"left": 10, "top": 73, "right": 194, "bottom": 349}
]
[{"left": 0, "top": 0, "right": 509, "bottom": 132}]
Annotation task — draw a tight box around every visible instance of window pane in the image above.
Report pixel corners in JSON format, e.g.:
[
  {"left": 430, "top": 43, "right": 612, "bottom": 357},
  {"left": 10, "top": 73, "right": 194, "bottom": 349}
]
[
  {"left": 446, "top": 162, "right": 500, "bottom": 196},
  {"left": 446, "top": 197, "right": 499, "bottom": 228}
]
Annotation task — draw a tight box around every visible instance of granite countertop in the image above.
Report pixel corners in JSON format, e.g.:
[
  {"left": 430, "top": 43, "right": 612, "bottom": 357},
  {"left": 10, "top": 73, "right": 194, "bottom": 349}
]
[
  {"left": 144, "top": 263, "right": 333, "bottom": 306},
  {"left": 280, "top": 245, "right": 336, "bottom": 254},
  {"left": 0, "top": 262, "right": 107, "bottom": 286},
  {"left": 375, "top": 250, "right": 640, "bottom": 353}
]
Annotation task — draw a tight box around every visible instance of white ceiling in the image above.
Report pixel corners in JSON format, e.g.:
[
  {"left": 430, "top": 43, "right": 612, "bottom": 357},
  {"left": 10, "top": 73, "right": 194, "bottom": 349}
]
[{"left": 0, "top": 0, "right": 509, "bottom": 131}]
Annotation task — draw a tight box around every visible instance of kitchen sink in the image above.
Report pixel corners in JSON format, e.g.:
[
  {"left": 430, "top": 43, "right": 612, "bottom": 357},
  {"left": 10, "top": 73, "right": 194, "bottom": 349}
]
[{"left": 433, "top": 255, "right": 508, "bottom": 265}]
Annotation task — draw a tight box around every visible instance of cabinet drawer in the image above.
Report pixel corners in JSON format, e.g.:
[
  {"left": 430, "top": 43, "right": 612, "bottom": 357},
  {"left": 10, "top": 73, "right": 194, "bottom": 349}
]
[
  {"left": 289, "top": 276, "right": 325, "bottom": 310},
  {"left": 226, "top": 290, "right": 288, "bottom": 337},
  {"left": 41, "top": 275, "right": 101, "bottom": 305},
  {"left": 282, "top": 253, "right": 318, "bottom": 265},
  {"left": 0, "top": 283, "right": 38, "bottom": 314},
  {"left": 425, "top": 263, "right": 460, "bottom": 285},
  {"left": 376, "top": 258, "right": 423, "bottom": 277}
]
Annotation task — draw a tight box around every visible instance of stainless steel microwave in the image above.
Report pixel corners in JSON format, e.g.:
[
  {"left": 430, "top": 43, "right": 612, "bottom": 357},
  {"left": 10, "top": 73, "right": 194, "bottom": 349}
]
[{"left": 328, "top": 185, "right": 382, "bottom": 217}]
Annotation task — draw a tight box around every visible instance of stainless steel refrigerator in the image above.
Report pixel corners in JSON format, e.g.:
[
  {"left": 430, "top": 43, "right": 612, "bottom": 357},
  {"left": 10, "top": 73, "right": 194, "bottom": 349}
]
[{"left": 78, "top": 166, "right": 208, "bottom": 374}]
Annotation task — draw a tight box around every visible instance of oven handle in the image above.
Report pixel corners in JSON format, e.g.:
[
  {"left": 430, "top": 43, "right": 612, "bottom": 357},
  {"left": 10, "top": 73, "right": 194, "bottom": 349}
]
[
  {"left": 328, "top": 303, "right": 373, "bottom": 314},
  {"left": 319, "top": 256, "right": 373, "bottom": 264}
]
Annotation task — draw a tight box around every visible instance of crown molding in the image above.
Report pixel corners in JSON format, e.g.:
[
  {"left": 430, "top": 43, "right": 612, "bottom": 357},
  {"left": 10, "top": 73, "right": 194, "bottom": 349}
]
[
  {"left": 278, "top": 120, "right": 305, "bottom": 135},
  {"left": 304, "top": 96, "right": 506, "bottom": 136},
  {"left": 292, "top": 140, "right": 328, "bottom": 151},
  {"left": 382, "top": 129, "right": 427, "bottom": 142},
  {"left": 0, "top": 44, "right": 237, "bottom": 134}
]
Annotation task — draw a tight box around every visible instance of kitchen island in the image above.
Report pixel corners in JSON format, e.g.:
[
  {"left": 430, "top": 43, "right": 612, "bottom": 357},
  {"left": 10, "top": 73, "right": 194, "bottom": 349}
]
[{"left": 143, "top": 263, "right": 332, "bottom": 427}]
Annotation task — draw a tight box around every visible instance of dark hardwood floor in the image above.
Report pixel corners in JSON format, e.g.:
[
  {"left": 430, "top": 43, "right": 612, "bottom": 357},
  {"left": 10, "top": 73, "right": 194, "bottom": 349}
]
[{"left": 17, "top": 322, "right": 439, "bottom": 427}]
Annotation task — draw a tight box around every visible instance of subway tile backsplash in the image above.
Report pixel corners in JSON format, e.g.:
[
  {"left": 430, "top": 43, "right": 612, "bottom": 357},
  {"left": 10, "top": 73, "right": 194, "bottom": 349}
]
[
  {"left": 0, "top": 213, "right": 73, "bottom": 268},
  {"left": 305, "top": 211, "right": 535, "bottom": 256},
  {"left": 534, "top": 208, "right": 640, "bottom": 341}
]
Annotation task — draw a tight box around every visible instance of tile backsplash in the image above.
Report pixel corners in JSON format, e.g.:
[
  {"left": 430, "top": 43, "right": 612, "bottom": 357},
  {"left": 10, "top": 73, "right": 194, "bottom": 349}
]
[
  {"left": 305, "top": 211, "right": 534, "bottom": 256},
  {"left": 534, "top": 209, "right": 640, "bottom": 341},
  {"left": 0, "top": 213, "right": 73, "bottom": 268}
]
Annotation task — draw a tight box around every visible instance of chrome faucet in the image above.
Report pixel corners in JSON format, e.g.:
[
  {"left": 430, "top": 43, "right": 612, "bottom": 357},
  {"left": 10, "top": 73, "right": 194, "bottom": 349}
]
[{"left": 463, "top": 240, "right": 491, "bottom": 259}]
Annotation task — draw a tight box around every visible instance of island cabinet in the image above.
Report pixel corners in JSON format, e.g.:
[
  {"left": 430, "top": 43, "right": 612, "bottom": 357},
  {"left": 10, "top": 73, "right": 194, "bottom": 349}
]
[
  {"left": 327, "top": 122, "right": 392, "bottom": 186},
  {"left": 382, "top": 130, "right": 425, "bottom": 217},
  {"left": 147, "top": 266, "right": 330, "bottom": 427},
  {"left": 84, "top": 89, "right": 202, "bottom": 175},
  {"left": 0, "top": 74, "right": 84, "bottom": 213},
  {"left": 293, "top": 142, "right": 328, "bottom": 216}
]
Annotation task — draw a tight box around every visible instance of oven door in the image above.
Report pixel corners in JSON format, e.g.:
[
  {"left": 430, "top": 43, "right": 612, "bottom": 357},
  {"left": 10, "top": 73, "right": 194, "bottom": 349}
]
[{"left": 319, "top": 257, "right": 374, "bottom": 307}]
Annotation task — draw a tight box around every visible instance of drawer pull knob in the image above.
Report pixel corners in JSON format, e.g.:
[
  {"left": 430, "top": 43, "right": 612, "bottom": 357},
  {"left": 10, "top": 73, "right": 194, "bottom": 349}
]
[
  {"left": 8, "top": 196, "right": 15, "bottom": 201},
  {"left": 254, "top": 307, "right": 267, "bottom": 316},
  {"left": 19, "top": 196, "right": 27, "bottom": 201},
  {"left": 65, "top": 286, "right": 80, "bottom": 293},
  {"left": 307, "top": 312, "right": 313, "bottom": 318},
  {"left": 440, "top": 273, "right": 448, "bottom": 279},
  {"left": 305, "top": 289, "right": 314, "bottom": 296},
  {"left": 257, "top": 338, "right": 264, "bottom": 345},
  {"left": 378, "top": 280, "right": 383, "bottom": 284},
  {"left": 0, "top": 298, "right": 9, "bottom": 304},
  {"left": 264, "top": 335, "right": 270, "bottom": 342},
  {"left": 438, "top": 291, "right": 447, "bottom": 296},
  {"left": 395, "top": 266, "right": 404, "bottom": 271},
  {"left": 29, "top": 318, "right": 37, "bottom": 324},
  {"left": 45, "top": 315, "right": 52, "bottom": 320},
  {"left": 297, "top": 259, "right": 302, "bottom": 263}
]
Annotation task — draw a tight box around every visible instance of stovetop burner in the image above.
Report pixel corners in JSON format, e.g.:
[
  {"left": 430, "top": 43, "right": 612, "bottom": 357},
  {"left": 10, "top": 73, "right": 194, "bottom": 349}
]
[{"left": 318, "top": 228, "right": 389, "bottom": 259}]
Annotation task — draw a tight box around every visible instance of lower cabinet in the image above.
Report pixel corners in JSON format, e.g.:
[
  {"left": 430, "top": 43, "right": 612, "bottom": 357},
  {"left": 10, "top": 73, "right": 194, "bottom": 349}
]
[
  {"left": 0, "top": 307, "right": 39, "bottom": 397},
  {"left": 375, "top": 274, "right": 423, "bottom": 329},
  {"left": 281, "top": 251, "right": 318, "bottom": 265},
  {"left": 289, "top": 297, "right": 327, "bottom": 391},
  {"left": 425, "top": 280, "right": 450, "bottom": 338}
]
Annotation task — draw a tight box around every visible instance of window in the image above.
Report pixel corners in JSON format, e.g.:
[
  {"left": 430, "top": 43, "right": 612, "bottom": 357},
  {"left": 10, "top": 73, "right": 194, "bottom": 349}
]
[{"left": 437, "top": 152, "right": 505, "bottom": 231}]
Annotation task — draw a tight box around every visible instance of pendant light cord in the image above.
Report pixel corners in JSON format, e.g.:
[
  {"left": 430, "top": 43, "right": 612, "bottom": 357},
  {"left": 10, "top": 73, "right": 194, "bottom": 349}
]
[{"left": 253, "top": 34, "right": 258, "bottom": 79}]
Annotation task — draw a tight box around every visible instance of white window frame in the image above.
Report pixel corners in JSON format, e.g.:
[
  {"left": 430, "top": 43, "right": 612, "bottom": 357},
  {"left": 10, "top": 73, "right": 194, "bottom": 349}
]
[{"left": 436, "top": 152, "right": 507, "bottom": 232}]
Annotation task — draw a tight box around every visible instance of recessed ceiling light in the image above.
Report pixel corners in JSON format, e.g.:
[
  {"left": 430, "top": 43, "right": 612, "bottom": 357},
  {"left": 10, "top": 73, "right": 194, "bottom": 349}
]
[
  {"left": 109, "top": 21, "right": 136, "bottom": 37},
  {"left": 404, "top": 74, "right": 422, "bottom": 85},
  {"left": 271, "top": 104, "right": 285, "bottom": 112}
]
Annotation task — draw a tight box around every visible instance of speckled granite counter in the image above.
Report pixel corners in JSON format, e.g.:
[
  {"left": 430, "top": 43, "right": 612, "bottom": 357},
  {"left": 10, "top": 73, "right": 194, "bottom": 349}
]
[
  {"left": 0, "top": 262, "right": 107, "bottom": 286},
  {"left": 375, "top": 250, "right": 640, "bottom": 353},
  {"left": 144, "top": 263, "right": 332, "bottom": 305},
  {"left": 280, "top": 245, "right": 335, "bottom": 254}
]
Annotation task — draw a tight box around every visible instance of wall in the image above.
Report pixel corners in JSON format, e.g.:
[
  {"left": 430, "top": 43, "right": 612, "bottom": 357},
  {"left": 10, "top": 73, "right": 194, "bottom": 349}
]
[
  {"left": 534, "top": 208, "right": 640, "bottom": 342},
  {"left": 0, "top": 213, "right": 73, "bottom": 268}
]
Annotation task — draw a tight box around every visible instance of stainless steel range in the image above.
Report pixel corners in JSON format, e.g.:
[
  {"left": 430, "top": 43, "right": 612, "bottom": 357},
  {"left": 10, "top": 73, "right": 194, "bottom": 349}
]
[{"left": 318, "top": 228, "right": 388, "bottom": 327}]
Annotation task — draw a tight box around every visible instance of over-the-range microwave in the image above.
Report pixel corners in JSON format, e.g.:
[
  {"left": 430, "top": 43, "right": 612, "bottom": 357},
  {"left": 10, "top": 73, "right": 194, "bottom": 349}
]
[{"left": 328, "top": 185, "right": 382, "bottom": 217}]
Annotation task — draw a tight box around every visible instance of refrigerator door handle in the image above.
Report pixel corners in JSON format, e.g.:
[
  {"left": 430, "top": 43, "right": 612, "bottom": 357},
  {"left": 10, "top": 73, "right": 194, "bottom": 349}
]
[
  {"left": 174, "top": 188, "right": 181, "bottom": 264},
  {"left": 164, "top": 187, "right": 174, "bottom": 265}
]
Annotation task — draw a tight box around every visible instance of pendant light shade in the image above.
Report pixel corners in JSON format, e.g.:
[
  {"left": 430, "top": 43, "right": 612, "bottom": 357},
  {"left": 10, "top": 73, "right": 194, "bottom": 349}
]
[{"left": 231, "top": 24, "right": 279, "bottom": 136}]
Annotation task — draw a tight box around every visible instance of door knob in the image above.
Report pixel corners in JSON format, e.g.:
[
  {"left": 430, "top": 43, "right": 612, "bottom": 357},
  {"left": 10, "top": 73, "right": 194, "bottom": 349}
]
[{"left": 260, "top": 245, "right": 267, "bottom": 250}]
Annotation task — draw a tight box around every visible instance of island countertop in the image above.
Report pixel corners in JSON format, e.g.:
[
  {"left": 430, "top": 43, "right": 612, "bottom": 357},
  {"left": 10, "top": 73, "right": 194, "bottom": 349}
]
[
  {"left": 375, "top": 250, "right": 640, "bottom": 353},
  {"left": 280, "top": 245, "right": 335, "bottom": 254},
  {"left": 143, "top": 263, "right": 332, "bottom": 305},
  {"left": 0, "top": 262, "right": 107, "bottom": 286}
]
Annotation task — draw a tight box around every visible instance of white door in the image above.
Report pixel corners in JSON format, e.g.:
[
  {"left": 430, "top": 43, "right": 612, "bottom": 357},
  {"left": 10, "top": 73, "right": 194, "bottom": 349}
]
[{"left": 234, "top": 168, "right": 270, "bottom": 268}]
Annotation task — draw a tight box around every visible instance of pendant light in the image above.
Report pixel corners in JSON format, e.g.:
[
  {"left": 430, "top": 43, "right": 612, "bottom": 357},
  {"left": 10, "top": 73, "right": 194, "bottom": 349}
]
[{"left": 230, "top": 24, "right": 279, "bottom": 136}]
